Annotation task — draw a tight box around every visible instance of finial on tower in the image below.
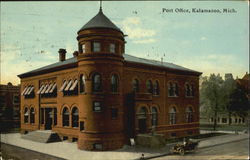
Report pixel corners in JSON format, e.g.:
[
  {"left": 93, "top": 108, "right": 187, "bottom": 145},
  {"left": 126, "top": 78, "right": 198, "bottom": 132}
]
[{"left": 100, "top": 0, "right": 102, "bottom": 12}]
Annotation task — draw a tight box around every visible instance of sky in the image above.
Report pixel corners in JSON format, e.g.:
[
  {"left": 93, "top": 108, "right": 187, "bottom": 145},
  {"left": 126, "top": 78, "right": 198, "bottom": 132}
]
[{"left": 1, "top": 1, "right": 249, "bottom": 85}]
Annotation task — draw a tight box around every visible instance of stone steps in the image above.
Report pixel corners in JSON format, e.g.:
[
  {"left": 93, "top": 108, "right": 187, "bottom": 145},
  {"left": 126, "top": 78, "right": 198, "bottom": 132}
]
[{"left": 21, "top": 130, "right": 61, "bottom": 143}]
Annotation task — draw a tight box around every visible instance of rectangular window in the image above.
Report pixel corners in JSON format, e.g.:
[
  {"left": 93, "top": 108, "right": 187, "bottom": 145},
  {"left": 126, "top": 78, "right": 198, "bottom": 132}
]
[
  {"left": 13, "top": 95, "right": 19, "bottom": 104},
  {"left": 82, "top": 44, "right": 86, "bottom": 53},
  {"left": 222, "top": 118, "right": 227, "bottom": 123},
  {"left": 0, "top": 95, "right": 5, "bottom": 106},
  {"left": 111, "top": 108, "right": 118, "bottom": 119},
  {"left": 80, "top": 121, "right": 85, "bottom": 131},
  {"left": 210, "top": 117, "right": 213, "bottom": 122},
  {"left": 93, "top": 42, "right": 101, "bottom": 52},
  {"left": 93, "top": 143, "right": 103, "bottom": 150},
  {"left": 110, "top": 43, "right": 115, "bottom": 53},
  {"left": 93, "top": 101, "right": 102, "bottom": 112}
]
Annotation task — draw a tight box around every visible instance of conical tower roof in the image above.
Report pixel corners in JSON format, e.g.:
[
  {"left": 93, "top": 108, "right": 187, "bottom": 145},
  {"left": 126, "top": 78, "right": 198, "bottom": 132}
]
[{"left": 78, "top": 8, "right": 122, "bottom": 33}]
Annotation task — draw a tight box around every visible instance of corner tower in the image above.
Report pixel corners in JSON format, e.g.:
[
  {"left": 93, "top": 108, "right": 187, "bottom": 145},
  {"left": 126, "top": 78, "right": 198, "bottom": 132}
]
[{"left": 76, "top": 7, "right": 126, "bottom": 151}]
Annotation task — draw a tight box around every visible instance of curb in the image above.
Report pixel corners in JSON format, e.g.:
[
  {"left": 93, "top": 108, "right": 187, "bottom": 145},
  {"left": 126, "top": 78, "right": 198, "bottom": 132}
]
[
  {"left": 134, "top": 136, "right": 249, "bottom": 160},
  {"left": 198, "top": 137, "right": 249, "bottom": 150}
]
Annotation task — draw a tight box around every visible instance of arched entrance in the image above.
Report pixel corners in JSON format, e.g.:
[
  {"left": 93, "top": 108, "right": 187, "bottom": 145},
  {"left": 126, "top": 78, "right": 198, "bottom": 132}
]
[{"left": 137, "top": 107, "right": 148, "bottom": 133}]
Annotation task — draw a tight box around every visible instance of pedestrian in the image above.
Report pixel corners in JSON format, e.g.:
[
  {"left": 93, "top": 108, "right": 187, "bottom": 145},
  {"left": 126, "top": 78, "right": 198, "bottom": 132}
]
[{"left": 140, "top": 153, "right": 145, "bottom": 160}]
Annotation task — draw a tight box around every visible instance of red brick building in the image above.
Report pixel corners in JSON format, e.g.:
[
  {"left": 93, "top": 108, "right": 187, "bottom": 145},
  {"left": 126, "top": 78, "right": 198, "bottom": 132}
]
[
  {"left": 0, "top": 82, "right": 20, "bottom": 132},
  {"left": 18, "top": 8, "right": 202, "bottom": 151},
  {"left": 236, "top": 72, "right": 250, "bottom": 100}
]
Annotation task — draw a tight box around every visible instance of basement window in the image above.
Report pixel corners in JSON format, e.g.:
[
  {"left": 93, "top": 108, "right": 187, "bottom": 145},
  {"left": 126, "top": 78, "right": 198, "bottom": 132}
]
[
  {"left": 93, "top": 143, "right": 103, "bottom": 150},
  {"left": 171, "top": 132, "right": 177, "bottom": 137}
]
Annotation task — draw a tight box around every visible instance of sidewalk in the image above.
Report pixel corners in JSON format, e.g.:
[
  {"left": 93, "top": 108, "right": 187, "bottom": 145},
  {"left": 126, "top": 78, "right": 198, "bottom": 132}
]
[{"left": 1, "top": 133, "right": 249, "bottom": 160}]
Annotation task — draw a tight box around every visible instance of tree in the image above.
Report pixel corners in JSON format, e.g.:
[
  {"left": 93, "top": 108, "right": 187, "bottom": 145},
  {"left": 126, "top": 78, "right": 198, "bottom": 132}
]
[
  {"left": 221, "top": 76, "right": 236, "bottom": 125},
  {"left": 228, "top": 83, "right": 249, "bottom": 119},
  {"left": 200, "top": 74, "right": 224, "bottom": 130}
]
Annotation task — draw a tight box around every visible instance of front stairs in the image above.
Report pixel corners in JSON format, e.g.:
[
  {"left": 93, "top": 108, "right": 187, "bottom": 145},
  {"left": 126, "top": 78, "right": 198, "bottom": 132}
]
[{"left": 21, "top": 130, "right": 61, "bottom": 143}]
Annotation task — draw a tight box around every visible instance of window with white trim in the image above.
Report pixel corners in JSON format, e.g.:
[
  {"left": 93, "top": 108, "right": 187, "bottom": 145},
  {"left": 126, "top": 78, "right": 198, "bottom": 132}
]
[
  {"left": 24, "top": 107, "right": 29, "bottom": 123},
  {"left": 62, "top": 107, "right": 70, "bottom": 127},
  {"left": 93, "top": 42, "right": 101, "bottom": 52},
  {"left": 93, "top": 101, "right": 102, "bottom": 112},
  {"left": 82, "top": 44, "right": 86, "bottom": 53},
  {"left": 30, "top": 107, "right": 35, "bottom": 124},
  {"left": 92, "top": 73, "right": 102, "bottom": 92},
  {"left": 169, "top": 107, "right": 176, "bottom": 124},
  {"left": 185, "top": 107, "right": 193, "bottom": 123},
  {"left": 151, "top": 107, "right": 158, "bottom": 126},
  {"left": 72, "top": 107, "right": 79, "bottom": 128},
  {"left": 111, "top": 74, "right": 119, "bottom": 93},
  {"left": 110, "top": 43, "right": 115, "bottom": 53},
  {"left": 80, "top": 74, "right": 85, "bottom": 93},
  {"left": 153, "top": 81, "right": 160, "bottom": 95}
]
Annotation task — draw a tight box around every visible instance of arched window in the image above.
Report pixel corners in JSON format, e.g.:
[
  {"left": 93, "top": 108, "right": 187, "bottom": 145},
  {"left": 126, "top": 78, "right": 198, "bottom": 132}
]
[
  {"left": 186, "top": 107, "right": 193, "bottom": 123},
  {"left": 80, "top": 74, "right": 85, "bottom": 93},
  {"left": 185, "top": 84, "right": 191, "bottom": 96},
  {"left": 146, "top": 80, "right": 153, "bottom": 93},
  {"left": 169, "top": 107, "right": 176, "bottom": 124},
  {"left": 72, "top": 107, "right": 79, "bottom": 128},
  {"left": 62, "top": 107, "right": 70, "bottom": 127},
  {"left": 173, "top": 83, "right": 178, "bottom": 96},
  {"left": 137, "top": 107, "right": 148, "bottom": 133},
  {"left": 30, "top": 107, "right": 35, "bottom": 124},
  {"left": 24, "top": 107, "right": 29, "bottom": 123},
  {"left": 168, "top": 82, "right": 174, "bottom": 96},
  {"left": 138, "top": 107, "right": 147, "bottom": 119},
  {"left": 153, "top": 81, "right": 159, "bottom": 95},
  {"left": 92, "top": 73, "right": 102, "bottom": 92},
  {"left": 151, "top": 107, "right": 158, "bottom": 126},
  {"left": 111, "top": 74, "right": 119, "bottom": 93},
  {"left": 191, "top": 84, "right": 195, "bottom": 96},
  {"left": 132, "top": 79, "right": 139, "bottom": 93}
]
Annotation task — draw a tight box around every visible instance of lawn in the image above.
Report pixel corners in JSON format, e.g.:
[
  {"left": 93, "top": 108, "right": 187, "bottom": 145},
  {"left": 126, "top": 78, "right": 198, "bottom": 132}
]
[{"left": 200, "top": 124, "right": 248, "bottom": 131}]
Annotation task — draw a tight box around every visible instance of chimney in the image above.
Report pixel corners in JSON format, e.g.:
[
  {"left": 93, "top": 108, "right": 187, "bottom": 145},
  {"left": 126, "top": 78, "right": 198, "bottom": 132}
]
[
  {"left": 58, "top": 48, "right": 66, "bottom": 62},
  {"left": 73, "top": 51, "right": 79, "bottom": 57}
]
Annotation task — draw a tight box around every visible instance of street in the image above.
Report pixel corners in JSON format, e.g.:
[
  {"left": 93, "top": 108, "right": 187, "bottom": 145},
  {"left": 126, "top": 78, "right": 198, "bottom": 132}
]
[{"left": 152, "top": 137, "right": 249, "bottom": 160}]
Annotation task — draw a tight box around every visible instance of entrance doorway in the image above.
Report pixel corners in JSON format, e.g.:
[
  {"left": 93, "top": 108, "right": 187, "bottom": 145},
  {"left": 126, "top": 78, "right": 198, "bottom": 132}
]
[
  {"left": 45, "top": 108, "right": 53, "bottom": 130},
  {"left": 137, "top": 107, "right": 148, "bottom": 133},
  {"left": 138, "top": 119, "right": 147, "bottom": 133}
]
